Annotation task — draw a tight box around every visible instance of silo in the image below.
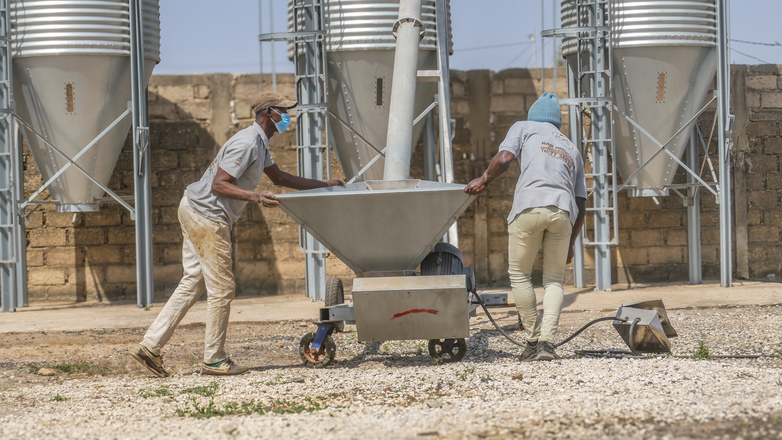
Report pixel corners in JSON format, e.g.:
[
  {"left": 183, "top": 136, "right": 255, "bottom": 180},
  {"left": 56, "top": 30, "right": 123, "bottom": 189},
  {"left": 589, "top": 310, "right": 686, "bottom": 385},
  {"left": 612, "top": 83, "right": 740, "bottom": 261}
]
[
  {"left": 291, "top": 0, "right": 450, "bottom": 181},
  {"left": 562, "top": 0, "right": 717, "bottom": 196},
  {"left": 11, "top": 0, "right": 161, "bottom": 211}
]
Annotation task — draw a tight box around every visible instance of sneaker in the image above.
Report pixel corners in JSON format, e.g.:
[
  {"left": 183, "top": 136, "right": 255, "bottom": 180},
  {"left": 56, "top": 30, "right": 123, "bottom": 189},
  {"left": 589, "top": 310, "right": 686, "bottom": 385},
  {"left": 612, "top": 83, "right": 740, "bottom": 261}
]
[
  {"left": 519, "top": 340, "right": 538, "bottom": 361},
  {"left": 200, "top": 359, "right": 249, "bottom": 376},
  {"left": 130, "top": 344, "right": 170, "bottom": 378},
  {"left": 534, "top": 341, "right": 560, "bottom": 361}
]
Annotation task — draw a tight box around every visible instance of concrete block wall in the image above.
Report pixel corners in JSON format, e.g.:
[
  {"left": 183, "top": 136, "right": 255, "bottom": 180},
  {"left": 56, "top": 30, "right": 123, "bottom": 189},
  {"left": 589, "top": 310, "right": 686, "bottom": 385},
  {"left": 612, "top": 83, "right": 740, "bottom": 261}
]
[
  {"left": 21, "top": 65, "right": 781, "bottom": 303},
  {"left": 23, "top": 73, "right": 351, "bottom": 302}
]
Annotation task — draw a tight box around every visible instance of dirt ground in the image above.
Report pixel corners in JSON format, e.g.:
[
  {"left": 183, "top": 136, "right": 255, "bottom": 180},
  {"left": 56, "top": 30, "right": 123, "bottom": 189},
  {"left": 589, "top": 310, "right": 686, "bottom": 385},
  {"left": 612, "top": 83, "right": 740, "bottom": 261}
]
[{"left": 1, "top": 307, "right": 781, "bottom": 439}]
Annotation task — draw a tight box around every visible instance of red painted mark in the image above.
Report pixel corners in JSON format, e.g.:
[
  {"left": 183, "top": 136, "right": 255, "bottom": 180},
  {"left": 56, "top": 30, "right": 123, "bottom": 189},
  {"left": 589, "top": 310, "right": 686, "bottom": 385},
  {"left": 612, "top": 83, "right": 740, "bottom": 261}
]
[{"left": 391, "top": 309, "right": 439, "bottom": 320}]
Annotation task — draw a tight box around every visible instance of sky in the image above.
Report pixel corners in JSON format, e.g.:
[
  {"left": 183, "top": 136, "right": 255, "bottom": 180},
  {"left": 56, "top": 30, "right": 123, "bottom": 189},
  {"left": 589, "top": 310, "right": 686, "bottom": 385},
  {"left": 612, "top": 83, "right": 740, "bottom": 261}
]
[{"left": 155, "top": 0, "right": 782, "bottom": 75}]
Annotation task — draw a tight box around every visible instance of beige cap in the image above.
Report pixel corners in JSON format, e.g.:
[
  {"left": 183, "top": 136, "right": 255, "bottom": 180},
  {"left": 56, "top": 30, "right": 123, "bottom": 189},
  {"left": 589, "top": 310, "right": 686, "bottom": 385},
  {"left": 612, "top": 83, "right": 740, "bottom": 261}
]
[{"left": 251, "top": 91, "right": 297, "bottom": 115}]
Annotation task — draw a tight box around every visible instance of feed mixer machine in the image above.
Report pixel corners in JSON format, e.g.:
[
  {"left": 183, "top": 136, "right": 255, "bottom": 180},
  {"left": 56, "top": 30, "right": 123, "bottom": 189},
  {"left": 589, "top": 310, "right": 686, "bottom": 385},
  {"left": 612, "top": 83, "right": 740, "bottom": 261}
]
[{"left": 277, "top": 0, "right": 478, "bottom": 367}]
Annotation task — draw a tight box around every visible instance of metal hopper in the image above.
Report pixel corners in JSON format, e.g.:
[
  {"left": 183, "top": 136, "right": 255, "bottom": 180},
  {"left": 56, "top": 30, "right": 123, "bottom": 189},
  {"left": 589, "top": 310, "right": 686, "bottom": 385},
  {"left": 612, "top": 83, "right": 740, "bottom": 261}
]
[
  {"left": 277, "top": 180, "right": 473, "bottom": 276},
  {"left": 276, "top": 180, "right": 473, "bottom": 276},
  {"left": 11, "top": 0, "right": 160, "bottom": 211}
]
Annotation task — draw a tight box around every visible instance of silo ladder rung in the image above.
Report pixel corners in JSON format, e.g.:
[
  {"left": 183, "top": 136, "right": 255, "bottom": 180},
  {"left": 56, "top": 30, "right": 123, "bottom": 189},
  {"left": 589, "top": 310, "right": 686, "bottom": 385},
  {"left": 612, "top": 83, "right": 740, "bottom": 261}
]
[
  {"left": 296, "top": 144, "right": 327, "bottom": 150},
  {"left": 417, "top": 70, "right": 441, "bottom": 82},
  {"left": 292, "top": 1, "right": 323, "bottom": 10},
  {"left": 295, "top": 103, "right": 328, "bottom": 111},
  {"left": 583, "top": 138, "right": 612, "bottom": 143}
]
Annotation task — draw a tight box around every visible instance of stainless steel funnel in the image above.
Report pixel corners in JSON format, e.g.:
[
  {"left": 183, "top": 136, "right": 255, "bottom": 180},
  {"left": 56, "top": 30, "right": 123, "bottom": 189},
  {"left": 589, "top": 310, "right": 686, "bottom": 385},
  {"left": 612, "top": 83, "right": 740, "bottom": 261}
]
[
  {"left": 11, "top": 0, "right": 161, "bottom": 211},
  {"left": 276, "top": 180, "right": 473, "bottom": 276}
]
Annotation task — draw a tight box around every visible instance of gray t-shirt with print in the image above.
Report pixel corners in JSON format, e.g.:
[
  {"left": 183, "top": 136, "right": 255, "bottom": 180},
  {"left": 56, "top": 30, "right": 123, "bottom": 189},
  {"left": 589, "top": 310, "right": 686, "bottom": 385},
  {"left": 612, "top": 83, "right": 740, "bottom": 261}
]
[
  {"left": 498, "top": 120, "right": 587, "bottom": 225},
  {"left": 186, "top": 122, "right": 275, "bottom": 226}
]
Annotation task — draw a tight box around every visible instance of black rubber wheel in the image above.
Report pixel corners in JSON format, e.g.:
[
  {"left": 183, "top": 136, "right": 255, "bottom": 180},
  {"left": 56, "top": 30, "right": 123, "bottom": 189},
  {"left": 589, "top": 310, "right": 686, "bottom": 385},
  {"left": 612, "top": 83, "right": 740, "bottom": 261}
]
[
  {"left": 299, "top": 332, "right": 336, "bottom": 368},
  {"left": 428, "top": 338, "right": 467, "bottom": 363},
  {"left": 325, "top": 276, "right": 345, "bottom": 333}
]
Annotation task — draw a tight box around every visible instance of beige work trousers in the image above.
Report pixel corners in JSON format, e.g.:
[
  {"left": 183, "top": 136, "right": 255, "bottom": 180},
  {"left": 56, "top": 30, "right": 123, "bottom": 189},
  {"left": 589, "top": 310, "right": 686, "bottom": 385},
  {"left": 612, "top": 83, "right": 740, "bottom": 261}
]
[
  {"left": 508, "top": 206, "right": 572, "bottom": 344},
  {"left": 141, "top": 194, "right": 235, "bottom": 364}
]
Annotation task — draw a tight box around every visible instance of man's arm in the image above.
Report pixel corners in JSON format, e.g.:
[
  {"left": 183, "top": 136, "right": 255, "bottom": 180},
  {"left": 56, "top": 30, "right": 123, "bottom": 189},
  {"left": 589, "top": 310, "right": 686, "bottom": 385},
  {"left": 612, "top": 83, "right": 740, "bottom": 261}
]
[
  {"left": 464, "top": 150, "right": 516, "bottom": 195},
  {"left": 566, "top": 197, "right": 587, "bottom": 264},
  {"left": 263, "top": 164, "right": 344, "bottom": 190},
  {"left": 211, "top": 167, "right": 279, "bottom": 207}
]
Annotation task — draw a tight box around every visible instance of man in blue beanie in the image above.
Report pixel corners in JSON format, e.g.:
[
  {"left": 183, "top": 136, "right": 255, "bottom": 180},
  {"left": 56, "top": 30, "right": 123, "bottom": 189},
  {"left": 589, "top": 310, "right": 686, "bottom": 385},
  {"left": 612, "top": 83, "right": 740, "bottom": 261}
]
[{"left": 465, "top": 92, "right": 586, "bottom": 361}]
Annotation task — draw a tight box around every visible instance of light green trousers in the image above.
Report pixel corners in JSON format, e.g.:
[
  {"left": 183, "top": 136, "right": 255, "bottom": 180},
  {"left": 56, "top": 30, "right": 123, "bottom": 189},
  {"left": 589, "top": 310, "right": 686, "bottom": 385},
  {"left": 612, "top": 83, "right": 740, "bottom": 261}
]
[{"left": 508, "top": 206, "right": 572, "bottom": 344}]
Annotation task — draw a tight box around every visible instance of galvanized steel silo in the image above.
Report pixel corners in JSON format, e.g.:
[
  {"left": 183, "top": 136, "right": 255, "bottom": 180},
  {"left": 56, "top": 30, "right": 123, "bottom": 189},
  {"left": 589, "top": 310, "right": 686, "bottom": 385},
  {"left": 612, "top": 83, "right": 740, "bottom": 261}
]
[
  {"left": 291, "top": 0, "right": 450, "bottom": 181},
  {"left": 562, "top": 0, "right": 717, "bottom": 196},
  {"left": 11, "top": 0, "right": 161, "bottom": 211}
]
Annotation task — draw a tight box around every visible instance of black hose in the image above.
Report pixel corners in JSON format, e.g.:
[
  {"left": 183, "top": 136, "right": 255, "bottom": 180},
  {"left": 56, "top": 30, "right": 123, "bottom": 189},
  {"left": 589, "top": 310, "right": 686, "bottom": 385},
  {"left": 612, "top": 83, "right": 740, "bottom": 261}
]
[
  {"left": 471, "top": 292, "right": 526, "bottom": 348},
  {"left": 470, "top": 291, "right": 626, "bottom": 349},
  {"left": 554, "top": 316, "right": 625, "bottom": 348}
]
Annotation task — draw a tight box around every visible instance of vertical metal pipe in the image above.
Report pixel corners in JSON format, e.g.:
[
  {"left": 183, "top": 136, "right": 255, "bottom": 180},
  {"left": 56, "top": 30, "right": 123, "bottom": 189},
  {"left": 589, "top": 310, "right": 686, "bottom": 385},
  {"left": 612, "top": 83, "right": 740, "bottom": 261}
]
[
  {"left": 423, "top": 112, "right": 436, "bottom": 181},
  {"left": 552, "top": 0, "right": 557, "bottom": 95},
  {"left": 270, "top": 0, "right": 277, "bottom": 92},
  {"left": 434, "top": 0, "right": 458, "bottom": 244},
  {"left": 716, "top": 0, "right": 732, "bottom": 287},
  {"left": 687, "top": 129, "right": 702, "bottom": 284},
  {"left": 592, "top": 0, "right": 612, "bottom": 291},
  {"left": 130, "top": 0, "right": 155, "bottom": 307},
  {"left": 13, "top": 121, "right": 26, "bottom": 307},
  {"left": 300, "top": 0, "right": 326, "bottom": 301},
  {"left": 0, "top": 0, "right": 17, "bottom": 312},
  {"left": 567, "top": 58, "right": 585, "bottom": 288},
  {"left": 540, "top": 0, "right": 545, "bottom": 90},
  {"left": 383, "top": 0, "right": 424, "bottom": 181},
  {"left": 258, "top": 0, "right": 264, "bottom": 91}
]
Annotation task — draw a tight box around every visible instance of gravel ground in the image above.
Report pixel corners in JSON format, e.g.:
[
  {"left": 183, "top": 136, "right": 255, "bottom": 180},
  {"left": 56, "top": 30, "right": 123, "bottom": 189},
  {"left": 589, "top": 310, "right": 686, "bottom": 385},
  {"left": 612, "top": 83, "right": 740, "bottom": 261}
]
[{"left": 1, "top": 304, "right": 781, "bottom": 439}]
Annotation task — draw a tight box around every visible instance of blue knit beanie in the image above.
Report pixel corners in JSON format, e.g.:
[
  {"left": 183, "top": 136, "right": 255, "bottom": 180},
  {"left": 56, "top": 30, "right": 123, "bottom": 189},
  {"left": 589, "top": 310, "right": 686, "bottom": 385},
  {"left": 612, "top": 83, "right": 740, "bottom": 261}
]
[{"left": 528, "top": 92, "right": 562, "bottom": 128}]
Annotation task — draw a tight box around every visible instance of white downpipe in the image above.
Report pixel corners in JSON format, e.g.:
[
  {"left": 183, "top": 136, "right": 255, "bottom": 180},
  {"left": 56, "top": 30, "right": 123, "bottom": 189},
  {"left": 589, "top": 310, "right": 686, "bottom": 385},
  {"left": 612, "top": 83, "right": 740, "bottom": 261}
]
[{"left": 383, "top": 0, "right": 424, "bottom": 181}]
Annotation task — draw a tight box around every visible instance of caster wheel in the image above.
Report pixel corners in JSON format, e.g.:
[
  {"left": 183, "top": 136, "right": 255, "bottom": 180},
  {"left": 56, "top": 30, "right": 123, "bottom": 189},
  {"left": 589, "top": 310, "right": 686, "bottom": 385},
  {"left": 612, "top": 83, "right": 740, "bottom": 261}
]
[
  {"left": 428, "top": 338, "right": 467, "bottom": 363},
  {"left": 299, "top": 332, "right": 336, "bottom": 368},
  {"left": 325, "top": 276, "right": 345, "bottom": 333}
]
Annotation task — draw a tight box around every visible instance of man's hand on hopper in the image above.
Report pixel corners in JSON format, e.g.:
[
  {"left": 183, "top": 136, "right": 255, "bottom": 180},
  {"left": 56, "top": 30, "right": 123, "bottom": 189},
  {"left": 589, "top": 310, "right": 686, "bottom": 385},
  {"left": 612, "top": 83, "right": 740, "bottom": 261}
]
[
  {"left": 464, "top": 175, "right": 487, "bottom": 195},
  {"left": 259, "top": 190, "right": 278, "bottom": 207},
  {"left": 324, "top": 178, "right": 345, "bottom": 187}
]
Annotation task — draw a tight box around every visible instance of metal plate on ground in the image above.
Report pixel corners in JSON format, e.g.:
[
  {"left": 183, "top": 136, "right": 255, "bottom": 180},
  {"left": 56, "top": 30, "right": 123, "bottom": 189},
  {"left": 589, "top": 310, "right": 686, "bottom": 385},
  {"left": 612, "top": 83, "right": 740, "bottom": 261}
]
[
  {"left": 352, "top": 275, "right": 469, "bottom": 342},
  {"left": 613, "top": 306, "right": 672, "bottom": 353}
]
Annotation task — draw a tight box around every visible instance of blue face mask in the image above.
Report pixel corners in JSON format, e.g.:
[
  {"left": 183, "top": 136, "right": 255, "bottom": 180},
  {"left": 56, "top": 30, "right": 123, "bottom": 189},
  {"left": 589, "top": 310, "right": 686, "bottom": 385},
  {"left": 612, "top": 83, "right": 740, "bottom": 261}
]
[{"left": 271, "top": 108, "right": 291, "bottom": 133}]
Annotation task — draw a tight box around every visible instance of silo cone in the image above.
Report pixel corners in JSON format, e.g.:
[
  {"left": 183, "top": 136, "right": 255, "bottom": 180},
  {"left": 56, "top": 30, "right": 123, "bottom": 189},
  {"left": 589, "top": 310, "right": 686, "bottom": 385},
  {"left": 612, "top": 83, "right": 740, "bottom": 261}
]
[
  {"left": 562, "top": 0, "right": 717, "bottom": 196},
  {"left": 11, "top": 0, "right": 161, "bottom": 212},
  {"left": 611, "top": 0, "right": 717, "bottom": 196},
  {"left": 291, "top": 0, "right": 450, "bottom": 182}
]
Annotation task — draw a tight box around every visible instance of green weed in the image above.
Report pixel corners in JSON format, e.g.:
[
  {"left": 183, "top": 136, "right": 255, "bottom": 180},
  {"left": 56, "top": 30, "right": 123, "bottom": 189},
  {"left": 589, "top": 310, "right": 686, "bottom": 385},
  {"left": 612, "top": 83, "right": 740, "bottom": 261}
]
[
  {"left": 30, "top": 362, "right": 111, "bottom": 376},
  {"left": 692, "top": 341, "right": 713, "bottom": 360},
  {"left": 457, "top": 366, "right": 476, "bottom": 381},
  {"left": 138, "top": 385, "right": 172, "bottom": 399},
  {"left": 182, "top": 381, "right": 220, "bottom": 397},
  {"left": 176, "top": 396, "right": 326, "bottom": 419},
  {"left": 51, "top": 394, "right": 68, "bottom": 402}
]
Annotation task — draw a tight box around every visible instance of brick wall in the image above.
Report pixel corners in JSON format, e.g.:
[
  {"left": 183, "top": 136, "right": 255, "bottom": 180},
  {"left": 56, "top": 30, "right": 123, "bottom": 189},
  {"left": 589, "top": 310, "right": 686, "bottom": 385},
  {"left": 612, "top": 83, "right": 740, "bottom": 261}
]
[{"left": 22, "top": 66, "right": 781, "bottom": 303}]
